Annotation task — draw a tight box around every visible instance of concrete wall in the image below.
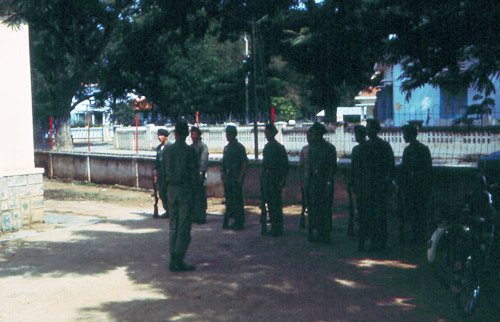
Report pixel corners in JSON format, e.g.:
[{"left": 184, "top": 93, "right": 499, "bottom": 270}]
[
  {"left": 0, "top": 22, "right": 45, "bottom": 232},
  {"left": 35, "top": 151, "right": 304, "bottom": 203},
  {"left": 35, "top": 151, "right": 478, "bottom": 209}
]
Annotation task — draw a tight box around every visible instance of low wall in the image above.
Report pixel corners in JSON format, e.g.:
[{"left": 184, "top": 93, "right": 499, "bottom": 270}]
[
  {"left": 35, "top": 151, "right": 478, "bottom": 208},
  {"left": 1, "top": 169, "right": 45, "bottom": 232}
]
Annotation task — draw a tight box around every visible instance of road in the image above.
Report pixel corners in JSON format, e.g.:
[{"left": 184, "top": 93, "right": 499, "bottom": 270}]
[{"left": 0, "top": 180, "right": 496, "bottom": 321}]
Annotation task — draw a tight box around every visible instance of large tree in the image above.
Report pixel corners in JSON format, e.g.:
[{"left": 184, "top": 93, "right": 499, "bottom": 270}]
[
  {"left": 1, "top": 0, "right": 135, "bottom": 149},
  {"left": 384, "top": 0, "right": 500, "bottom": 99},
  {"left": 276, "top": 0, "right": 388, "bottom": 122}
]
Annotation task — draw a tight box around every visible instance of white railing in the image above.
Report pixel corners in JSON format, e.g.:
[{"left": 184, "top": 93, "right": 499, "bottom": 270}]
[
  {"left": 113, "top": 124, "right": 500, "bottom": 161},
  {"left": 71, "top": 126, "right": 113, "bottom": 142}
]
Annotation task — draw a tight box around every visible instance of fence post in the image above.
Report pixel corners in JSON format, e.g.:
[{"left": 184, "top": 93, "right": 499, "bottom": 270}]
[
  {"left": 135, "top": 114, "right": 139, "bottom": 155},
  {"left": 49, "top": 116, "right": 53, "bottom": 150}
]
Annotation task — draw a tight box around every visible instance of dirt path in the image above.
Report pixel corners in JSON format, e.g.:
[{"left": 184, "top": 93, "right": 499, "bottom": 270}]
[{"left": 0, "top": 179, "right": 496, "bottom": 321}]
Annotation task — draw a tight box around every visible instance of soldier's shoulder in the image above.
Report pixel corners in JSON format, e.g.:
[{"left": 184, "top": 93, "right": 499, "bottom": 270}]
[{"left": 237, "top": 141, "right": 247, "bottom": 151}]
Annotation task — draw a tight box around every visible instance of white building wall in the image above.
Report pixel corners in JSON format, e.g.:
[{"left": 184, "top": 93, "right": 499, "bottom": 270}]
[
  {"left": 0, "top": 23, "right": 38, "bottom": 173},
  {"left": 0, "top": 22, "right": 44, "bottom": 231}
]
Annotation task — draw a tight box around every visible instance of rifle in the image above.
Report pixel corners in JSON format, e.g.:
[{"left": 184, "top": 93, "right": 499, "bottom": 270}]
[
  {"left": 346, "top": 179, "right": 355, "bottom": 236},
  {"left": 152, "top": 177, "right": 159, "bottom": 217},
  {"left": 260, "top": 181, "right": 268, "bottom": 235},
  {"left": 299, "top": 184, "right": 307, "bottom": 229}
]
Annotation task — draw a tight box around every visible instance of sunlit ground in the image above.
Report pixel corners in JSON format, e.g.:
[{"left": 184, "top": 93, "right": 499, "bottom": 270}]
[{"left": 0, "top": 267, "right": 167, "bottom": 322}]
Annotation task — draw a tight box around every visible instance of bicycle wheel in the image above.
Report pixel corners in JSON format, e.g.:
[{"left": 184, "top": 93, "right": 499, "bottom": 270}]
[{"left": 431, "top": 233, "right": 456, "bottom": 287}]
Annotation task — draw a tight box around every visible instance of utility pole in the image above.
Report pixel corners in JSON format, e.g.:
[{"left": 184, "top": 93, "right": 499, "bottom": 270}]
[
  {"left": 251, "top": 19, "right": 259, "bottom": 160},
  {"left": 244, "top": 34, "right": 250, "bottom": 126}
]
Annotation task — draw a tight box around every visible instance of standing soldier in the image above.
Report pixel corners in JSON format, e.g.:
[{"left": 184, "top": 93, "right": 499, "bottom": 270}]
[
  {"left": 298, "top": 131, "right": 312, "bottom": 229},
  {"left": 350, "top": 125, "right": 370, "bottom": 251},
  {"left": 260, "top": 124, "right": 289, "bottom": 237},
  {"left": 306, "top": 122, "right": 337, "bottom": 244},
  {"left": 154, "top": 128, "right": 170, "bottom": 218},
  {"left": 163, "top": 122, "right": 198, "bottom": 272},
  {"left": 190, "top": 126, "right": 209, "bottom": 224},
  {"left": 365, "top": 119, "right": 395, "bottom": 252},
  {"left": 400, "top": 124, "right": 432, "bottom": 246},
  {"left": 222, "top": 125, "right": 248, "bottom": 230}
]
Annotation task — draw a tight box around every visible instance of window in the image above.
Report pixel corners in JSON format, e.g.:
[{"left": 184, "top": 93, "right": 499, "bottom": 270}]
[{"left": 440, "top": 87, "right": 467, "bottom": 118}]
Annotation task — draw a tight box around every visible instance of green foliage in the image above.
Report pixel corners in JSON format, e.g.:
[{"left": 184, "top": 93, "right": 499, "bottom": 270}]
[
  {"left": 111, "top": 100, "right": 137, "bottom": 126},
  {"left": 271, "top": 96, "right": 299, "bottom": 121},
  {"left": 385, "top": 0, "right": 500, "bottom": 99},
  {"left": 276, "top": 0, "right": 387, "bottom": 121},
  {"left": 454, "top": 95, "right": 497, "bottom": 126}
]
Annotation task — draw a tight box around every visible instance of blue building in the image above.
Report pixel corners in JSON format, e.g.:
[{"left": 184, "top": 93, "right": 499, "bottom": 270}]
[{"left": 375, "top": 63, "right": 500, "bottom": 127}]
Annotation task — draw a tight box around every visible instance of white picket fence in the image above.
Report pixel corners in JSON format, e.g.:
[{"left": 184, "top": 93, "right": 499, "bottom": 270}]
[
  {"left": 113, "top": 124, "right": 500, "bottom": 162},
  {"left": 71, "top": 126, "right": 114, "bottom": 142}
]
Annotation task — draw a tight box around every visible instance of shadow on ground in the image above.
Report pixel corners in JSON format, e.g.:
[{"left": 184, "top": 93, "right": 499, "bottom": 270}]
[{"left": 5, "top": 198, "right": 498, "bottom": 322}]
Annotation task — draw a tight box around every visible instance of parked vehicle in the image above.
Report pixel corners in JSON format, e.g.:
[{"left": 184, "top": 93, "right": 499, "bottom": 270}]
[{"left": 427, "top": 151, "right": 500, "bottom": 318}]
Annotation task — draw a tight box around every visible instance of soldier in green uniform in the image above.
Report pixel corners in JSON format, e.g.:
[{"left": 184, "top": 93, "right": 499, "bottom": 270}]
[
  {"left": 260, "top": 124, "right": 289, "bottom": 237},
  {"left": 400, "top": 124, "right": 432, "bottom": 246},
  {"left": 190, "top": 126, "right": 209, "bottom": 224},
  {"left": 365, "top": 119, "right": 395, "bottom": 252},
  {"left": 350, "top": 125, "right": 370, "bottom": 251},
  {"left": 222, "top": 125, "right": 248, "bottom": 230},
  {"left": 298, "top": 131, "right": 313, "bottom": 229},
  {"left": 306, "top": 122, "right": 337, "bottom": 244},
  {"left": 154, "top": 128, "right": 170, "bottom": 218},
  {"left": 163, "top": 122, "right": 198, "bottom": 272}
]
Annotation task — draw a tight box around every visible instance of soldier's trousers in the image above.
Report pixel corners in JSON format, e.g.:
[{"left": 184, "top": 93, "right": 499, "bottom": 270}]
[
  {"left": 355, "top": 195, "right": 370, "bottom": 245},
  {"left": 167, "top": 184, "right": 193, "bottom": 255},
  {"left": 403, "top": 193, "right": 430, "bottom": 245},
  {"left": 262, "top": 180, "right": 284, "bottom": 233},
  {"left": 308, "top": 182, "right": 333, "bottom": 239},
  {"left": 158, "top": 179, "right": 168, "bottom": 213},
  {"left": 192, "top": 177, "right": 207, "bottom": 223},
  {"left": 368, "top": 193, "right": 388, "bottom": 251},
  {"left": 224, "top": 180, "right": 245, "bottom": 226}
]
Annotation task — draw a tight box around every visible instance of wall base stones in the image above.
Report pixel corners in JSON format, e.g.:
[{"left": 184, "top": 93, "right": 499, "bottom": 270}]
[{"left": 1, "top": 169, "right": 44, "bottom": 232}]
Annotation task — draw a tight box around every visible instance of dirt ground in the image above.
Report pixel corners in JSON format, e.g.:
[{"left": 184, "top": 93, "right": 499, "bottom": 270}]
[{"left": 0, "top": 178, "right": 498, "bottom": 321}]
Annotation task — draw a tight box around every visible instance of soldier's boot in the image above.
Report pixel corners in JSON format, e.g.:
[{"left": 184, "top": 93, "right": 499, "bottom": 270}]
[
  {"left": 158, "top": 210, "right": 169, "bottom": 219},
  {"left": 261, "top": 223, "right": 267, "bottom": 235},
  {"left": 270, "top": 222, "right": 283, "bottom": 237},
  {"left": 222, "top": 216, "right": 229, "bottom": 229},
  {"left": 318, "top": 232, "right": 331, "bottom": 245},
  {"left": 299, "top": 211, "right": 306, "bottom": 229},
  {"left": 308, "top": 228, "right": 317, "bottom": 242},
  {"left": 358, "top": 235, "right": 365, "bottom": 252},
  {"left": 169, "top": 253, "right": 195, "bottom": 272}
]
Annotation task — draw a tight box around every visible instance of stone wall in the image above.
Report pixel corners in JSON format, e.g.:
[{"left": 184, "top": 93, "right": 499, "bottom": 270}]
[
  {"left": 0, "top": 22, "right": 44, "bottom": 232},
  {"left": 1, "top": 170, "right": 44, "bottom": 232}
]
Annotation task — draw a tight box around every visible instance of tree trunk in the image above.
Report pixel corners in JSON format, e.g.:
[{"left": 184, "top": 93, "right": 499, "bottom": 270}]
[{"left": 54, "top": 113, "right": 74, "bottom": 150}]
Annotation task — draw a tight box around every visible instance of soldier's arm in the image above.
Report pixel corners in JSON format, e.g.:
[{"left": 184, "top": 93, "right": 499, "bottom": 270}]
[
  {"left": 238, "top": 146, "right": 248, "bottom": 184},
  {"left": 199, "top": 144, "right": 209, "bottom": 173},
  {"left": 189, "top": 148, "right": 199, "bottom": 191},
  {"left": 329, "top": 145, "right": 338, "bottom": 182}
]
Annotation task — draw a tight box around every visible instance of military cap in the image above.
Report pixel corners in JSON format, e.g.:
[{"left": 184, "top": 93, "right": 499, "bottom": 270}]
[
  {"left": 190, "top": 126, "right": 202, "bottom": 135},
  {"left": 174, "top": 121, "right": 189, "bottom": 137},
  {"left": 307, "top": 122, "right": 327, "bottom": 135},
  {"left": 225, "top": 125, "right": 237, "bottom": 135},
  {"left": 401, "top": 124, "right": 418, "bottom": 137},
  {"left": 366, "top": 119, "right": 381, "bottom": 132},
  {"left": 265, "top": 123, "right": 278, "bottom": 136},
  {"left": 354, "top": 125, "right": 366, "bottom": 135},
  {"left": 157, "top": 128, "right": 169, "bottom": 136}
]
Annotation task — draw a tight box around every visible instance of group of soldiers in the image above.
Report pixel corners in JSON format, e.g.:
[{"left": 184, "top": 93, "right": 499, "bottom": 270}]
[
  {"left": 154, "top": 119, "right": 432, "bottom": 272},
  {"left": 350, "top": 119, "right": 432, "bottom": 252}
]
